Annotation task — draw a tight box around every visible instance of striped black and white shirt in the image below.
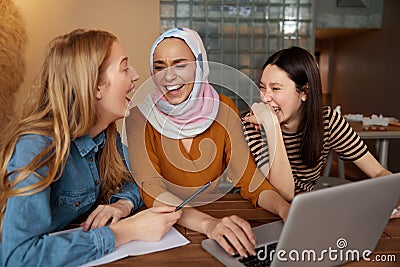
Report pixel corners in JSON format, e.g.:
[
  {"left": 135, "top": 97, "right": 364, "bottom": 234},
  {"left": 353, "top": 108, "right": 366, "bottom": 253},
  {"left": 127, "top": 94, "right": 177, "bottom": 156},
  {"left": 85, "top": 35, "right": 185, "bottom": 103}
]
[{"left": 242, "top": 106, "right": 368, "bottom": 192}]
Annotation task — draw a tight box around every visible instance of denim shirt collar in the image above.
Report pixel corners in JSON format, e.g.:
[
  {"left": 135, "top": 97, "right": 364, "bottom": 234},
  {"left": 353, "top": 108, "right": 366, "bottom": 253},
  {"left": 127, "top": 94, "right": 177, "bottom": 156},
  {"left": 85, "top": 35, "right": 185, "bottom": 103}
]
[{"left": 72, "top": 131, "right": 106, "bottom": 157}]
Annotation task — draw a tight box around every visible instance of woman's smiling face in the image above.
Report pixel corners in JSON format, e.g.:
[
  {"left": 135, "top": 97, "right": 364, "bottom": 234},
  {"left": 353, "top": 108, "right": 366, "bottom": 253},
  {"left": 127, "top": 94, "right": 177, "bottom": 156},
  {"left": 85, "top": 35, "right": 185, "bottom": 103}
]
[
  {"left": 152, "top": 38, "right": 196, "bottom": 105},
  {"left": 96, "top": 41, "right": 139, "bottom": 123},
  {"left": 259, "top": 64, "right": 307, "bottom": 132}
]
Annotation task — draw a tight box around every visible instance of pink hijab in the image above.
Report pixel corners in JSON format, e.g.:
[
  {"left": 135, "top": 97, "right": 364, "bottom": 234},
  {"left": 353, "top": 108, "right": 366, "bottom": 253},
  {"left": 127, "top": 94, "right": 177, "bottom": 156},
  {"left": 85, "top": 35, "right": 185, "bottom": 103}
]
[{"left": 138, "top": 27, "right": 220, "bottom": 139}]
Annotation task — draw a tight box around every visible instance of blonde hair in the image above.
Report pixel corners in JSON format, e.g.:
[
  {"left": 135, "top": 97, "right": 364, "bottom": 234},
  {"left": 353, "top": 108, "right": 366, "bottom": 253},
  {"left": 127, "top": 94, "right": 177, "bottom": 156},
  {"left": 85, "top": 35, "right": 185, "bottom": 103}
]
[{"left": 0, "top": 29, "right": 132, "bottom": 228}]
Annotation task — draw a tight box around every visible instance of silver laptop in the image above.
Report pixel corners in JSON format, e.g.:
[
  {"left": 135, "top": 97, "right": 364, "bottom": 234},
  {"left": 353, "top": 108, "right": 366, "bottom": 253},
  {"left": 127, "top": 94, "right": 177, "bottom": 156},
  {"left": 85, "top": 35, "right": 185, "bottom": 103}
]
[{"left": 202, "top": 173, "right": 400, "bottom": 267}]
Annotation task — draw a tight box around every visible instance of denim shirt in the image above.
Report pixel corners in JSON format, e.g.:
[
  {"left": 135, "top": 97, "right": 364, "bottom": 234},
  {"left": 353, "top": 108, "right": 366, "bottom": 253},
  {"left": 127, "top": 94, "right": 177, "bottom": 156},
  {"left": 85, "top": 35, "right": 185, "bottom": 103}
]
[{"left": 0, "top": 132, "right": 143, "bottom": 267}]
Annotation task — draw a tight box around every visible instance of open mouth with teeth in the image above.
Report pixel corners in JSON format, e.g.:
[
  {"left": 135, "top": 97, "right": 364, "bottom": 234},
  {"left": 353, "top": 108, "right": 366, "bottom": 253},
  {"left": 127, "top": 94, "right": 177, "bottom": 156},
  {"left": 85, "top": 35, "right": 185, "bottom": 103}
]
[
  {"left": 126, "top": 87, "right": 135, "bottom": 102},
  {"left": 164, "top": 84, "right": 185, "bottom": 95},
  {"left": 272, "top": 106, "right": 281, "bottom": 113}
]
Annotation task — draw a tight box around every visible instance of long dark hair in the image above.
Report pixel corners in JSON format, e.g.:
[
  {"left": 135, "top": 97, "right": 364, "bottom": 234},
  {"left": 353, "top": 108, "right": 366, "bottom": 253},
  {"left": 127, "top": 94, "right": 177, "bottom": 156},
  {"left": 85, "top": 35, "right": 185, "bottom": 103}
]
[{"left": 263, "top": 46, "right": 323, "bottom": 167}]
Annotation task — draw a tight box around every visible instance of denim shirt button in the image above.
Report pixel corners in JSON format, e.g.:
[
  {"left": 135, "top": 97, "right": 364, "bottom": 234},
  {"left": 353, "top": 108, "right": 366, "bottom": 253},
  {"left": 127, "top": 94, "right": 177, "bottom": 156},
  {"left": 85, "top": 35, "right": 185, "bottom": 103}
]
[
  {"left": 104, "top": 250, "right": 109, "bottom": 255},
  {"left": 75, "top": 201, "right": 81, "bottom": 207},
  {"left": 95, "top": 180, "right": 99, "bottom": 186},
  {"left": 88, "top": 157, "right": 93, "bottom": 162}
]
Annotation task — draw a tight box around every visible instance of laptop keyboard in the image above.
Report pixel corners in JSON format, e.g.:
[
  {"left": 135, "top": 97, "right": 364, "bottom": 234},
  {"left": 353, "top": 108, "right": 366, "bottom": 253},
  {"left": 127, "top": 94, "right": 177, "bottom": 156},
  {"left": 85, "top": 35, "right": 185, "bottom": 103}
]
[{"left": 234, "top": 242, "right": 278, "bottom": 267}]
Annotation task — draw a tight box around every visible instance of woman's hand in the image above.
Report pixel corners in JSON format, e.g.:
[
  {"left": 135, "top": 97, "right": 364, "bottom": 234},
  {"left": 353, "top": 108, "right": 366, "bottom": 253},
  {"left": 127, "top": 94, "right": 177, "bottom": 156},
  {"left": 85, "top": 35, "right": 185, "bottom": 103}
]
[
  {"left": 391, "top": 208, "right": 400, "bottom": 219},
  {"left": 203, "top": 215, "right": 256, "bottom": 257},
  {"left": 242, "top": 111, "right": 261, "bottom": 131},
  {"left": 82, "top": 199, "right": 133, "bottom": 231},
  {"left": 243, "top": 102, "right": 277, "bottom": 132},
  {"left": 390, "top": 202, "right": 400, "bottom": 219},
  {"left": 110, "top": 206, "right": 182, "bottom": 247}
]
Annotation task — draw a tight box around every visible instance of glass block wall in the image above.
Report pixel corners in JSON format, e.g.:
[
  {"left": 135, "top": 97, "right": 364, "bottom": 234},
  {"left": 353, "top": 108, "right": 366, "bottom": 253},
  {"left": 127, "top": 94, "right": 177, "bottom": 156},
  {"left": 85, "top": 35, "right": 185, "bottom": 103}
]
[{"left": 160, "top": 0, "right": 315, "bottom": 113}]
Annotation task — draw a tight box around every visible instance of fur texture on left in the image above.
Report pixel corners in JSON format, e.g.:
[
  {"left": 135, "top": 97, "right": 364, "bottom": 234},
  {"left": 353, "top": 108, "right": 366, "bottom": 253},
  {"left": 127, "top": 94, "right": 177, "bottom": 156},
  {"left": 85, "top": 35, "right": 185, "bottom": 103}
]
[{"left": 0, "top": 0, "right": 27, "bottom": 135}]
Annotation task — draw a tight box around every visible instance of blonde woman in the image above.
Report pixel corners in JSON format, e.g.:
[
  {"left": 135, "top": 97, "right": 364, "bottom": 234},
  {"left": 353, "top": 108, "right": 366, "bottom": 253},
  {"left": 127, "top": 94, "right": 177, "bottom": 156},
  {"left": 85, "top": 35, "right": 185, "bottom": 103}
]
[{"left": 0, "top": 29, "right": 181, "bottom": 267}]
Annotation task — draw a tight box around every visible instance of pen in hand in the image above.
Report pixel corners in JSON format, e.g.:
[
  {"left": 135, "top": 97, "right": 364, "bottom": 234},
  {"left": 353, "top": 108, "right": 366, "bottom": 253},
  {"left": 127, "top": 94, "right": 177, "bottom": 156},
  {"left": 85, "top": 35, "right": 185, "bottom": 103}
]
[{"left": 175, "top": 181, "right": 212, "bottom": 212}]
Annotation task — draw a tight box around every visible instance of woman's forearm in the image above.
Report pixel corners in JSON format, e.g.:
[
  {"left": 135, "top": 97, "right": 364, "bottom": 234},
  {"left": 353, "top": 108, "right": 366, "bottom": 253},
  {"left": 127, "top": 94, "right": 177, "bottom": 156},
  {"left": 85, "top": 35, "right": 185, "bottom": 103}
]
[
  {"left": 354, "top": 152, "right": 392, "bottom": 178},
  {"left": 177, "top": 207, "right": 216, "bottom": 234},
  {"left": 153, "top": 196, "right": 214, "bottom": 235},
  {"left": 266, "top": 146, "right": 295, "bottom": 201},
  {"left": 258, "top": 189, "right": 291, "bottom": 221},
  {"left": 251, "top": 102, "right": 295, "bottom": 201}
]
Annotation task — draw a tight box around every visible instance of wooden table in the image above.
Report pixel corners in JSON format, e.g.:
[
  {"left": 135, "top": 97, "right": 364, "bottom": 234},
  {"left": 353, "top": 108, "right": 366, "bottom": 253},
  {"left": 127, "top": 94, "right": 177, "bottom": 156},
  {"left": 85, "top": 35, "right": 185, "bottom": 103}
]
[{"left": 99, "top": 194, "right": 400, "bottom": 267}]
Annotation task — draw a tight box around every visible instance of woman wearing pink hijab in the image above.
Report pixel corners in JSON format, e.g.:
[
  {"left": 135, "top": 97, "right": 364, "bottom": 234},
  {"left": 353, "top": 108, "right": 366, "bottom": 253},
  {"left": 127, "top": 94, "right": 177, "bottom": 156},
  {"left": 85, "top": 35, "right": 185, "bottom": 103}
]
[{"left": 125, "top": 27, "right": 293, "bottom": 257}]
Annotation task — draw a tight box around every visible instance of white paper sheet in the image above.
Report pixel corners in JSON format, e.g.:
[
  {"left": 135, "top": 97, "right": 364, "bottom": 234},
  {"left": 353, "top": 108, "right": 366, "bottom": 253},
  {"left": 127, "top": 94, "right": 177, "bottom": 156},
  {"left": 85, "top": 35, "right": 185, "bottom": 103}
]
[{"left": 51, "top": 226, "right": 190, "bottom": 266}]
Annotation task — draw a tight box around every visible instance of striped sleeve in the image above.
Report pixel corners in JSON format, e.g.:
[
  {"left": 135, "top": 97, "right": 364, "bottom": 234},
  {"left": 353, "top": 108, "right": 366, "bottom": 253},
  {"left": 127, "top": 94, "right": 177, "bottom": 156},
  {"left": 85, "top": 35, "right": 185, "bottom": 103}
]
[
  {"left": 241, "top": 113, "right": 270, "bottom": 171},
  {"left": 325, "top": 106, "right": 368, "bottom": 161}
]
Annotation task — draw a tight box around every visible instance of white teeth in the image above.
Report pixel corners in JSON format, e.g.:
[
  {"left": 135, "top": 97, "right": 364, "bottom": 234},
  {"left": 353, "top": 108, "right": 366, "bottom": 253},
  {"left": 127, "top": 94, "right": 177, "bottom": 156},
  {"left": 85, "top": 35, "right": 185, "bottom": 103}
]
[
  {"left": 273, "top": 107, "right": 280, "bottom": 112},
  {"left": 165, "top": 84, "right": 183, "bottom": 91}
]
